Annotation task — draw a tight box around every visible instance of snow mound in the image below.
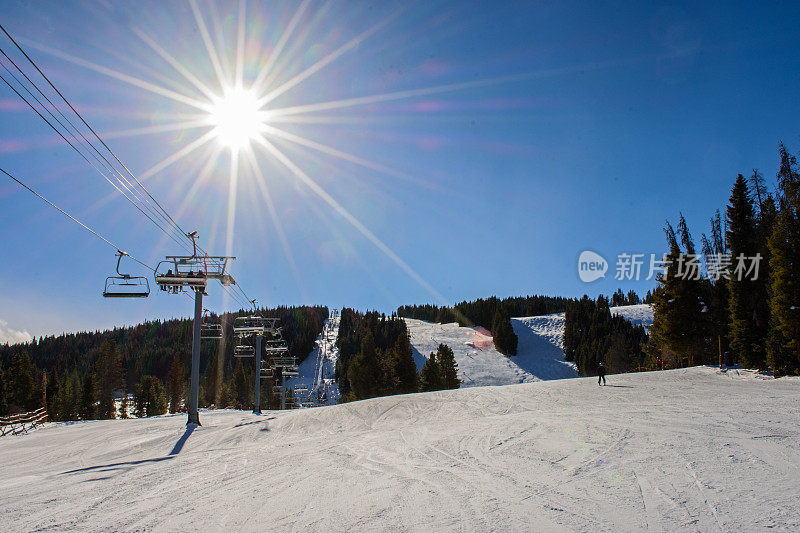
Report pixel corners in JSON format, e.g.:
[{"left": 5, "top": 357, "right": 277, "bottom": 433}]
[
  {"left": 611, "top": 304, "right": 654, "bottom": 330},
  {"left": 3, "top": 367, "right": 799, "bottom": 531}
]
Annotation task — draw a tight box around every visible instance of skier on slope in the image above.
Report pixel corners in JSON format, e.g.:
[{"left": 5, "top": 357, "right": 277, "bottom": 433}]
[{"left": 597, "top": 361, "right": 606, "bottom": 386}]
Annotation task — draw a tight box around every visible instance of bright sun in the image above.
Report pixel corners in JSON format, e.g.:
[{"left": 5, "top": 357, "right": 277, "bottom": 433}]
[{"left": 208, "top": 86, "right": 264, "bottom": 149}]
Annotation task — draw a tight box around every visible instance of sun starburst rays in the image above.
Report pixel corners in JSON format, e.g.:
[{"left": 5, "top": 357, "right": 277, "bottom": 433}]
[{"left": 27, "top": 2, "right": 505, "bottom": 305}]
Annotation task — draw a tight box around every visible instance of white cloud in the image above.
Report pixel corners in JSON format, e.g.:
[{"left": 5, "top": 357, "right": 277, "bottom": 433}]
[{"left": 0, "top": 319, "right": 32, "bottom": 345}]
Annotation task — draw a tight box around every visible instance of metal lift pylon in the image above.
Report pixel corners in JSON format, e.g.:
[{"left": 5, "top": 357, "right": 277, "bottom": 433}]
[
  {"left": 233, "top": 303, "right": 283, "bottom": 414},
  {"left": 154, "top": 232, "right": 235, "bottom": 426}
]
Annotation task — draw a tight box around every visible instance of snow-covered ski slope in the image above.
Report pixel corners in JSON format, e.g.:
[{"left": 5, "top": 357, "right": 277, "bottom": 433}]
[
  {"left": 405, "top": 318, "right": 543, "bottom": 386},
  {"left": 405, "top": 314, "right": 578, "bottom": 386},
  {"left": 2, "top": 367, "right": 798, "bottom": 531},
  {"left": 285, "top": 315, "right": 341, "bottom": 405},
  {"left": 611, "top": 303, "right": 654, "bottom": 330},
  {"left": 405, "top": 305, "right": 653, "bottom": 387}
]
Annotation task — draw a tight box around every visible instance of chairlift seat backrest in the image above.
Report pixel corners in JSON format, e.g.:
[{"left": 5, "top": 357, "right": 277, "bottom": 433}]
[
  {"left": 103, "top": 252, "right": 150, "bottom": 298},
  {"left": 103, "top": 276, "right": 150, "bottom": 298}
]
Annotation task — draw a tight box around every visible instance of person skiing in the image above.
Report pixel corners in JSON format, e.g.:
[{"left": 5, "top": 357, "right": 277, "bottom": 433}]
[{"left": 597, "top": 361, "right": 606, "bottom": 386}]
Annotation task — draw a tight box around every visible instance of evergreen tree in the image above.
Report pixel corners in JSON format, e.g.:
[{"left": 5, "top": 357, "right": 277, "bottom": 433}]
[
  {"left": 436, "top": 344, "right": 460, "bottom": 389},
  {"left": 203, "top": 351, "right": 220, "bottom": 407},
  {"left": 767, "top": 144, "right": 800, "bottom": 375},
  {"left": 95, "top": 340, "right": 121, "bottom": 419},
  {"left": 0, "top": 364, "right": 7, "bottom": 415},
  {"left": 217, "top": 382, "right": 233, "bottom": 409},
  {"left": 651, "top": 219, "right": 705, "bottom": 367},
  {"left": 0, "top": 305, "right": 328, "bottom": 411},
  {"left": 612, "top": 289, "right": 626, "bottom": 307},
  {"left": 383, "top": 334, "right": 419, "bottom": 394},
  {"left": 727, "top": 174, "right": 763, "bottom": 368},
  {"left": 8, "top": 351, "right": 35, "bottom": 411},
  {"left": 346, "top": 331, "right": 381, "bottom": 400},
  {"left": 419, "top": 352, "right": 442, "bottom": 392},
  {"left": 166, "top": 355, "right": 185, "bottom": 413},
  {"left": 134, "top": 376, "right": 167, "bottom": 417},
  {"left": 491, "top": 308, "right": 518, "bottom": 356},
  {"left": 232, "top": 360, "right": 251, "bottom": 409},
  {"left": 749, "top": 169, "right": 769, "bottom": 214},
  {"left": 45, "top": 371, "right": 59, "bottom": 420},
  {"left": 701, "top": 209, "right": 731, "bottom": 364},
  {"left": 56, "top": 371, "right": 81, "bottom": 421},
  {"left": 79, "top": 372, "right": 97, "bottom": 420},
  {"left": 119, "top": 393, "right": 129, "bottom": 419},
  {"left": 626, "top": 290, "right": 641, "bottom": 305}
]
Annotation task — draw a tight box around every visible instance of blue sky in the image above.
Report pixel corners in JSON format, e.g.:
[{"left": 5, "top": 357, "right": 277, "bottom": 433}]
[{"left": 1, "top": 0, "right": 799, "bottom": 341}]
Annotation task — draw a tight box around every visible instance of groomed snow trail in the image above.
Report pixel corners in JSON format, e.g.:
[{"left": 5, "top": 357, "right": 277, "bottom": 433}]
[
  {"left": 2, "top": 367, "right": 798, "bottom": 531},
  {"left": 404, "top": 318, "right": 535, "bottom": 386},
  {"left": 512, "top": 314, "right": 579, "bottom": 380},
  {"left": 611, "top": 304, "right": 654, "bottom": 330},
  {"left": 405, "top": 314, "right": 579, "bottom": 385},
  {"left": 285, "top": 315, "right": 341, "bottom": 405}
]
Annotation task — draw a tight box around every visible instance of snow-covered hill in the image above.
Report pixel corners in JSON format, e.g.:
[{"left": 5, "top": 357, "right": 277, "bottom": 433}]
[
  {"left": 405, "top": 318, "right": 536, "bottom": 386},
  {"left": 405, "top": 314, "right": 578, "bottom": 386},
  {"left": 611, "top": 303, "right": 654, "bottom": 330},
  {"left": 511, "top": 314, "right": 579, "bottom": 380},
  {"left": 2, "top": 367, "right": 798, "bottom": 531},
  {"left": 405, "top": 306, "right": 652, "bottom": 387}
]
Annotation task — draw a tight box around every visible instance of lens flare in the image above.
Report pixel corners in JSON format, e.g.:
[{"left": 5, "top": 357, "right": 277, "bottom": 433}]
[{"left": 207, "top": 86, "right": 263, "bottom": 149}]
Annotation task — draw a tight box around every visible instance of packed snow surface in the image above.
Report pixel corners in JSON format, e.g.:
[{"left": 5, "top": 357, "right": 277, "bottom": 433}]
[
  {"left": 611, "top": 303, "right": 654, "bottom": 330},
  {"left": 2, "top": 367, "right": 798, "bottom": 531},
  {"left": 405, "top": 315, "right": 578, "bottom": 386}
]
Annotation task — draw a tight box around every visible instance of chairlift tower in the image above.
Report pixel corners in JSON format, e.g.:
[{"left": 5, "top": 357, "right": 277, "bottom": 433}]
[
  {"left": 155, "top": 232, "right": 235, "bottom": 426},
  {"left": 263, "top": 321, "right": 299, "bottom": 410},
  {"left": 233, "top": 305, "right": 282, "bottom": 414}
]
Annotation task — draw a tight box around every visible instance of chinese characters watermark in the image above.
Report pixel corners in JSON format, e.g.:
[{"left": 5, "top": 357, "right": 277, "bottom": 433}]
[{"left": 579, "top": 251, "right": 762, "bottom": 282}]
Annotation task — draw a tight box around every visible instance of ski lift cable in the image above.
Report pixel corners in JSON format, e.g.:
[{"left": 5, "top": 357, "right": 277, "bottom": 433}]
[
  {"left": 0, "top": 166, "right": 153, "bottom": 271},
  {"left": 0, "top": 45, "right": 190, "bottom": 245},
  {"left": 0, "top": 23, "right": 195, "bottom": 251},
  {"left": 233, "top": 283, "right": 254, "bottom": 308},
  {"left": 0, "top": 46, "right": 192, "bottom": 252},
  {"left": 223, "top": 284, "right": 251, "bottom": 309},
  {"left": 0, "top": 49, "right": 256, "bottom": 303},
  {"left": 0, "top": 25, "right": 257, "bottom": 297},
  {"left": 0, "top": 25, "right": 260, "bottom": 310},
  {"left": 0, "top": 51, "right": 190, "bottom": 250},
  {"left": 0, "top": 69, "right": 193, "bottom": 253}
]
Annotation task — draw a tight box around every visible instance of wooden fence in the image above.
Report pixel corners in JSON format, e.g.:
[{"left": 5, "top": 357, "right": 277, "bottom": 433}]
[{"left": 0, "top": 407, "right": 48, "bottom": 437}]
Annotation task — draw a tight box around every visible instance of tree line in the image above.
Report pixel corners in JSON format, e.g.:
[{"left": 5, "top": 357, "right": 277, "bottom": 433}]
[
  {"left": 563, "top": 295, "right": 649, "bottom": 376},
  {"left": 0, "top": 305, "right": 327, "bottom": 418},
  {"left": 650, "top": 142, "right": 800, "bottom": 376},
  {"left": 335, "top": 308, "right": 460, "bottom": 402}
]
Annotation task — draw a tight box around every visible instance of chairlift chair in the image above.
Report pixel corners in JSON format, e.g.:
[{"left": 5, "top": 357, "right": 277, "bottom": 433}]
[
  {"left": 201, "top": 309, "right": 223, "bottom": 339},
  {"left": 154, "top": 259, "right": 207, "bottom": 293},
  {"left": 103, "top": 251, "right": 150, "bottom": 298},
  {"left": 234, "top": 344, "right": 255, "bottom": 357},
  {"left": 271, "top": 356, "right": 296, "bottom": 367},
  {"left": 233, "top": 315, "right": 268, "bottom": 335}
]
